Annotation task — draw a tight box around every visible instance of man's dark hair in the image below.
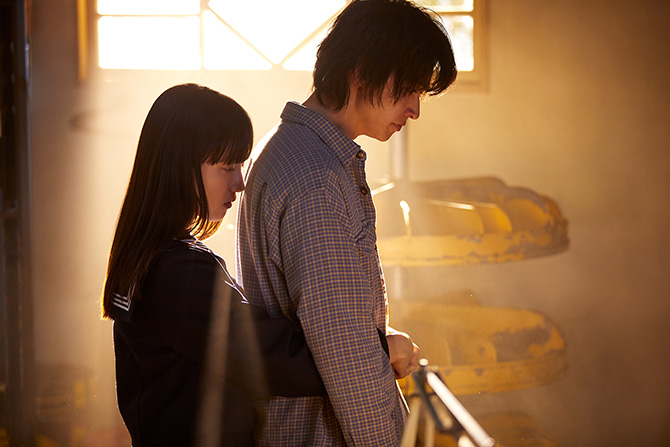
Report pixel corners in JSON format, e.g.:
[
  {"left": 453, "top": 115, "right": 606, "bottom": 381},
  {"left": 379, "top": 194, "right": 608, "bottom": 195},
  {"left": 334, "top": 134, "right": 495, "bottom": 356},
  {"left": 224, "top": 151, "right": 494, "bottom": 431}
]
[{"left": 313, "top": 0, "right": 458, "bottom": 111}]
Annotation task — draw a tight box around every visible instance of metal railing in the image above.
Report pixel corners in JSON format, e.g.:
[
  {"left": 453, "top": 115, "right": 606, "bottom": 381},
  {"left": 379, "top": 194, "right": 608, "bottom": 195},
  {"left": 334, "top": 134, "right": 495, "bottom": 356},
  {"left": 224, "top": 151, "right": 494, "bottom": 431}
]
[{"left": 401, "top": 359, "right": 495, "bottom": 447}]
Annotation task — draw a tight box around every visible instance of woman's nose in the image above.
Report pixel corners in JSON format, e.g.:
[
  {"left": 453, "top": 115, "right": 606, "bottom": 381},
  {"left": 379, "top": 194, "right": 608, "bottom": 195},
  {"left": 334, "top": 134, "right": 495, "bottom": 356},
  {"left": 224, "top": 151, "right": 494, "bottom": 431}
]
[{"left": 232, "top": 171, "right": 246, "bottom": 193}]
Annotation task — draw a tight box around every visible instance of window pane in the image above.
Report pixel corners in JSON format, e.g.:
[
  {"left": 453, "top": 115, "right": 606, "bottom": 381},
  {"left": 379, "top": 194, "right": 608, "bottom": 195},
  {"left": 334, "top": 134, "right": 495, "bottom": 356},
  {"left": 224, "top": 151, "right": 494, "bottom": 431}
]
[
  {"left": 203, "top": 11, "right": 272, "bottom": 70},
  {"left": 442, "top": 15, "right": 474, "bottom": 71},
  {"left": 98, "top": 17, "right": 202, "bottom": 69},
  {"left": 418, "top": 0, "right": 473, "bottom": 12},
  {"left": 97, "top": 0, "right": 200, "bottom": 15},
  {"left": 93, "top": 0, "right": 478, "bottom": 74},
  {"left": 208, "top": 0, "right": 344, "bottom": 64},
  {"left": 283, "top": 28, "right": 328, "bottom": 71}
]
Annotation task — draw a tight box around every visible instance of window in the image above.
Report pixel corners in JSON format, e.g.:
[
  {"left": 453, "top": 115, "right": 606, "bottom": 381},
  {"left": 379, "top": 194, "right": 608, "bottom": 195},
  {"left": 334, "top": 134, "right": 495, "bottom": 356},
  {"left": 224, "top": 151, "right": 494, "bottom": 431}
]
[
  {"left": 80, "top": 0, "right": 485, "bottom": 87},
  {"left": 84, "top": 0, "right": 345, "bottom": 74},
  {"left": 415, "top": 0, "right": 487, "bottom": 88}
]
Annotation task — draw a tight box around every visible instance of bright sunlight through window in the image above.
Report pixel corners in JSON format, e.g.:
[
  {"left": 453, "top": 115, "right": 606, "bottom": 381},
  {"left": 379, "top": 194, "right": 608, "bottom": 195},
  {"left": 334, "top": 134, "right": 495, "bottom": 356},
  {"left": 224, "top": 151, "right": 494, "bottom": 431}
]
[{"left": 95, "top": 0, "right": 477, "bottom": 73}]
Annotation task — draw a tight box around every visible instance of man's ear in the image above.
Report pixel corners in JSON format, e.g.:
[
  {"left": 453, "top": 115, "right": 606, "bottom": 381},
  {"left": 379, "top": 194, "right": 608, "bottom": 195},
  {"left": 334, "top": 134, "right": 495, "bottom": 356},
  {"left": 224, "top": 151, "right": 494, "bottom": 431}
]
[
  {"left": 347, "top": 71, "right": 366, "bottom": 107},
  {"left": 348, "top": 70, "right": 364, "bottom": 91}
]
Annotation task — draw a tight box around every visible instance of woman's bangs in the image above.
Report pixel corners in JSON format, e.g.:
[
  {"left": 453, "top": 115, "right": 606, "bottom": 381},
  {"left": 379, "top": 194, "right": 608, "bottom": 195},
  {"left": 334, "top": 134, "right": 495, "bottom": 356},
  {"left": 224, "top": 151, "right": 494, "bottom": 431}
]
[{"left": 203, "top": 128, "right": 252, "bottom": 166}]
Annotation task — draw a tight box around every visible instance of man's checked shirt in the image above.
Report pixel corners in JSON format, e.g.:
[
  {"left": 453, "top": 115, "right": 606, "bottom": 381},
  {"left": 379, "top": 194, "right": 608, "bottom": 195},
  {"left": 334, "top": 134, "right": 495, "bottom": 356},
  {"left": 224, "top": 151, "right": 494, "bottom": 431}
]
[{"left": 237, "top": 101, "right": 406, "bottom": 446}]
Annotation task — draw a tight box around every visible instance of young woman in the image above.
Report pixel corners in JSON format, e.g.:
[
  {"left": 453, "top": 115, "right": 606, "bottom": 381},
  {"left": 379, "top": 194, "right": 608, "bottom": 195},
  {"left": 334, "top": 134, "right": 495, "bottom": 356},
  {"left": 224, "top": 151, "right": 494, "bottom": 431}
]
[{"left": 101, "top": 84, "right": 324, "bottom": 446}]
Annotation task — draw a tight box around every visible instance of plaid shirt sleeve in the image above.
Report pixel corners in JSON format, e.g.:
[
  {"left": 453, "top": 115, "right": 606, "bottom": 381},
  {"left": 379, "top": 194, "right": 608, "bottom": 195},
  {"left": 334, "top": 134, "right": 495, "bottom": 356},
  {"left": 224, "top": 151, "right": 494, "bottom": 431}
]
[{"left": 282, "top": 184, "right": 402, "bottom": 445}]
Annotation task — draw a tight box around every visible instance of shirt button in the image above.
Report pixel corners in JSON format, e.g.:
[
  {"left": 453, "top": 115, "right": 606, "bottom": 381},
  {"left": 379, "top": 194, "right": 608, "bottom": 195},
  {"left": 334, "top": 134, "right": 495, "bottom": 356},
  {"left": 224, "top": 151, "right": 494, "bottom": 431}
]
[
  {"left": 359, "top": 186, "right": 369, "bottom": 195},
  {"left": 356, "top": 150, "right": 366, "bottom": 159}
]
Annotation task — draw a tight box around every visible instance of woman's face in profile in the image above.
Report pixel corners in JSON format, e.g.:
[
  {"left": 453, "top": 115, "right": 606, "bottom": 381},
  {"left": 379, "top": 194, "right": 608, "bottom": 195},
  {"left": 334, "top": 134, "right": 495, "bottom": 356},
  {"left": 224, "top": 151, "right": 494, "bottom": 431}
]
[{"left": 200, "top": 161, "right": 245, "bottom": 221}]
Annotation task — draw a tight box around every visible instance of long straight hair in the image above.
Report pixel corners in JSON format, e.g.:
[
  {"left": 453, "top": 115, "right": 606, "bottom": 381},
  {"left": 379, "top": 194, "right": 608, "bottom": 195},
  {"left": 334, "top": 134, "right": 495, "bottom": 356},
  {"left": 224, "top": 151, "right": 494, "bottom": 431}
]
[{"left": 101, "top": 84, "right": 253, "bottom": 318}]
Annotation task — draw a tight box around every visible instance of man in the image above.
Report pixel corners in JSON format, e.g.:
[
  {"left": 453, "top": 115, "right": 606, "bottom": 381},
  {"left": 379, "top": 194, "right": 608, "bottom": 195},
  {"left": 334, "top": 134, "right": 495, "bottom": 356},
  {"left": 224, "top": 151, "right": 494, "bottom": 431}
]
[{"left": 237, "top": 0, "right": 457, "bottom": 445}]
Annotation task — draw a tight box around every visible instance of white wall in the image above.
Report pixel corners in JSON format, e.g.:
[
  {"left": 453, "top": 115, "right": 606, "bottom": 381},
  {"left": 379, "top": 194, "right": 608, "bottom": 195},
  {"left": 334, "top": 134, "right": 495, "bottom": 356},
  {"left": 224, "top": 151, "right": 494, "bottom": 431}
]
[{"left": 403, "top": 1, "right": 670, "bottom": 446}]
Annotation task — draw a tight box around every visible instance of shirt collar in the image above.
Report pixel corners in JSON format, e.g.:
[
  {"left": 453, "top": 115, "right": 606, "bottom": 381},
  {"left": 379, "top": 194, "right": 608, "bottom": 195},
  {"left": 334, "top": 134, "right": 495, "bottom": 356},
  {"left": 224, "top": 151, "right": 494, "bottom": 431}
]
[{"left": 280, "top": 101, "right": 362, "bottom": 167}]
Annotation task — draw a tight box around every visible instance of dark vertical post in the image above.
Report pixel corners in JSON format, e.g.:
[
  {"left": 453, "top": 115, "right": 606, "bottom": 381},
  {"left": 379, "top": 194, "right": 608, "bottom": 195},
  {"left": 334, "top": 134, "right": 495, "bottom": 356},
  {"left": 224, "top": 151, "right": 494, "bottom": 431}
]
[{"left": 1, "top": 0, "right": 36, "bottom": 445}]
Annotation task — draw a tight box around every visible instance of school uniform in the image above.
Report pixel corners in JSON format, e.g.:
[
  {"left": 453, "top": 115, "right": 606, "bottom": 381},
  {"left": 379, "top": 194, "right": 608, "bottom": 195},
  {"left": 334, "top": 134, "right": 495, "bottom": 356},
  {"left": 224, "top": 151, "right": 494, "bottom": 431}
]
[{"left": 111, "top": 238, "right": 324, "bottom": 446}]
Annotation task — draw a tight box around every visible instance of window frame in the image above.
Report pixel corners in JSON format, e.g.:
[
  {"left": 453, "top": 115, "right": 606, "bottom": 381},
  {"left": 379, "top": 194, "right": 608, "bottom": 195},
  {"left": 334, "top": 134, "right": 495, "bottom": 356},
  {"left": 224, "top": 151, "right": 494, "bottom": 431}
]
[
  {"left": 425, "top": 0, "right": 488, "bottom": 90},
  {"left": 77, "top": 0, "right": 487, "bottom": 90}
]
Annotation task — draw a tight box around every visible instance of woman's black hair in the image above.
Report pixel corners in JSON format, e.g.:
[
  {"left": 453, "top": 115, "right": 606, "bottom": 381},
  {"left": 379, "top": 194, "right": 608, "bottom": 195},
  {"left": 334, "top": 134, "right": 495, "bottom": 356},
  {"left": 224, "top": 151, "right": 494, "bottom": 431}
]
[
  {"left": 314, "top": 0, "right": 458, "bottom": 111},
  {"left": 102, "top": 84, "right": 253, "bottom": 318}
]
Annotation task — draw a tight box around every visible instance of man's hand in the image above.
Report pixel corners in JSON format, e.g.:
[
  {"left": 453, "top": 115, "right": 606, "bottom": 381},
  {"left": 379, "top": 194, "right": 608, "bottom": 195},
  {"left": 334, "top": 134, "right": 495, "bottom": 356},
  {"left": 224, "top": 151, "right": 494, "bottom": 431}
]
[{"left": 386, "top": 329, "right": 420, "bottom": 379}]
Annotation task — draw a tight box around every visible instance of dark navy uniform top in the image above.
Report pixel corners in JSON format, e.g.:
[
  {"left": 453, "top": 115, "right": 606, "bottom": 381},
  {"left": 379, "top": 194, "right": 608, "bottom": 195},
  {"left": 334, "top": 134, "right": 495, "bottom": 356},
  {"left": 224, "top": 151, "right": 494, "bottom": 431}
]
[{"left": 110, "top": 238, "right": 325, "bottom": 446}]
